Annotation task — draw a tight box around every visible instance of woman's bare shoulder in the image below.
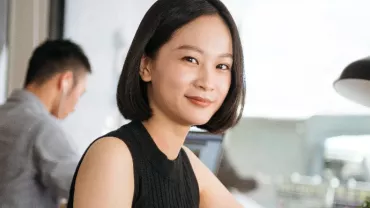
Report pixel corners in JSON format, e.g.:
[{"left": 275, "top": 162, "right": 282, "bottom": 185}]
[{"left": 73, "top": 136, "right": 134, "bottom": 208}]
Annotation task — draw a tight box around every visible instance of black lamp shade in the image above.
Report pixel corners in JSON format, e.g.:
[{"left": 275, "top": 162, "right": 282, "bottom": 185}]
[{"left": 334, "top": 57, "right": 370, "bottom": 107}]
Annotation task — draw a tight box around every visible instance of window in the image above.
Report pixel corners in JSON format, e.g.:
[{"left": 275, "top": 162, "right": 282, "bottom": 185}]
[{"left": 235, "top": 0, "right": 370, "bottom": 118}]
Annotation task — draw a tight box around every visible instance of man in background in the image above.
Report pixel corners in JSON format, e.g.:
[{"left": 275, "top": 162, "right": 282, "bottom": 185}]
[{"left": 0, "top": 40, "right": 91, "bottom": 207}]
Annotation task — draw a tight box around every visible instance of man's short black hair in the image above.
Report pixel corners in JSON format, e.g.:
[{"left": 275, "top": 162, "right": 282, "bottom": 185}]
[
  {"left": 117, "top": 0, "right": 245, "bottom": 134},
  {"left": 24, "top": 39, "right": 91, "bottom": 87}
]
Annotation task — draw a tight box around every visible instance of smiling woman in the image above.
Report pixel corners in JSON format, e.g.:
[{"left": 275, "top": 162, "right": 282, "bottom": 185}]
[
  {"left": 67, "top": 0, "right": 245, "bottom": 208},
  {"left": 136, "top": 14, "right": 237, "bottom": 131}
]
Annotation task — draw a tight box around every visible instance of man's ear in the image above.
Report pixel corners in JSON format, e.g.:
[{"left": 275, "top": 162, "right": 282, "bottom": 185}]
[
  {"left": 59, "top": 70, "right": 74, "bottom": 93},
  {"left": 139, "top": 55, "right": 152, "bottom": 82}
]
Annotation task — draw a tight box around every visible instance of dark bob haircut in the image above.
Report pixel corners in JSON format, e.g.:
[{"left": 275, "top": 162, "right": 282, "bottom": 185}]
[{"left": 117, "top": 0, "right": 245, "bottom": 133}]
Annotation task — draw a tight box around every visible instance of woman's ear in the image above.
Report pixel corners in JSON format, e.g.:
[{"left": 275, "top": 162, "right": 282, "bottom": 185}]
[{"left": 139, "top": 55, "right": 152, "bottom": 82}]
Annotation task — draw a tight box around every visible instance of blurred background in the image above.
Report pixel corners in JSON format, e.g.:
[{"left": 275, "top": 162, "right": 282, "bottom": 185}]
[{"left": 2, "top": 0, "right": 370, "bottom": 207}]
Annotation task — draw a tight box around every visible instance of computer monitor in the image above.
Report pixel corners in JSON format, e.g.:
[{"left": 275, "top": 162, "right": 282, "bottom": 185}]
[{"left": 184, "top": 130, "right": 224, "bottom": 174}]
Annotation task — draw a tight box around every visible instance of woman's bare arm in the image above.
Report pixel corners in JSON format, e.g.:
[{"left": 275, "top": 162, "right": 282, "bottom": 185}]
[{"left": 73, "top": 137, "right": 134, "bottom": 208}]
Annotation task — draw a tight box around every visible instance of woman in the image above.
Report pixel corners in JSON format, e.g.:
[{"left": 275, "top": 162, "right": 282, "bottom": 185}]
[{"left": 68, "top": 0, "right": 245, "bottom": 207}]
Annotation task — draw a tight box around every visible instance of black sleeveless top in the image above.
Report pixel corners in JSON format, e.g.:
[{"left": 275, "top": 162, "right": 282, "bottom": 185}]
[{"left": 67, "top": 121, "right": 200, "bottom": 208}]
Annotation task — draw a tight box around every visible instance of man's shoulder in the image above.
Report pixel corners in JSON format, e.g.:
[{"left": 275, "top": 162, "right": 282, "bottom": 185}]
[
  {"left": 0, "top": 102, "right": 44, "bottom": 133},
  {"left": 0, "top": 100, "right": 43, "bottom": 122},
  {"left": 0, "top": 103, "right": 65, "bottom": 138},
  {"left": 34, "top": 115, "right": 68, "bottom": 138}
]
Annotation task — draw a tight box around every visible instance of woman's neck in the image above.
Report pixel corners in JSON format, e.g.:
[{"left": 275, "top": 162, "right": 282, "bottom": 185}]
[{"left": 142, "top": 117, "right": 190, "bottom": 160}]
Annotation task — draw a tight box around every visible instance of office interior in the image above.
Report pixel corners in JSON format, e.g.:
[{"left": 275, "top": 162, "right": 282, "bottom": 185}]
[{"left": 2, "top": 0, "right": 370, "bottom": 207}]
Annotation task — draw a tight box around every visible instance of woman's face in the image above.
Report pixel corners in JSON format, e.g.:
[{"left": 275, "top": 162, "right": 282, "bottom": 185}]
[{"left": 141, "top": 14, "right": 233, "bottom": 126}]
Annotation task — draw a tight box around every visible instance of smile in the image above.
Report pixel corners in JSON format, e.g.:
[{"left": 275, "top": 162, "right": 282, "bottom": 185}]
[{"left": 185, "top": 96, "right": 212, "bottom": 107}]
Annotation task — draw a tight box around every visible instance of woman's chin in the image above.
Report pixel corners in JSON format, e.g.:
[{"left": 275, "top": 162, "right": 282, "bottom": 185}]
[{"left": 188, "top": 117, "right": 212, "bottom": 127}]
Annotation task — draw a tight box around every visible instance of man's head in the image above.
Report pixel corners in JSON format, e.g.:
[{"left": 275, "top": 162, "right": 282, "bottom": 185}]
[{"left": 24, "top": 39, "right": 91, "bottom": 119}]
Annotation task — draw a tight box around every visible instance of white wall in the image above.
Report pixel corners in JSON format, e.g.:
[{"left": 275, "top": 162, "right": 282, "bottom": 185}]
[
  {"left": 240, "top": 0, "right": 370, "bottom": 119},
  {"left": 63, "top": 0, "right": 156, "bottom": 152}
]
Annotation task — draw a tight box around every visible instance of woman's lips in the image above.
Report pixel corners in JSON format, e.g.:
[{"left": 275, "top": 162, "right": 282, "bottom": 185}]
[{"left": 185, "top": 96, "right": 212, "bottom": 107}]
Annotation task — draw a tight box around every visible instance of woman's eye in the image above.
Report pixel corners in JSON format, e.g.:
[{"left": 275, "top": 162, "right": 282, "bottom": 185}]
[
  {"left": 216, "top": 64, "right": 230, "bottom": 70},
  {"left": 183, "top": 56, "right": 199, "bottom": 64}
]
